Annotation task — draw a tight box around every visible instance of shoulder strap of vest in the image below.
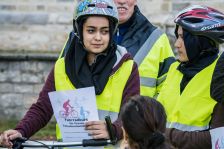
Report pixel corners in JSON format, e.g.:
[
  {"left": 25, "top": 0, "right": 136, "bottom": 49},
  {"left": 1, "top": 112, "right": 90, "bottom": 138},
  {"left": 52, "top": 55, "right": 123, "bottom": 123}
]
[
  {"left": 134, "top": 28, "right": 163, "bottom": 66},
  {"left": 113, "top": 45, "right": 128, "bottom": 67}
]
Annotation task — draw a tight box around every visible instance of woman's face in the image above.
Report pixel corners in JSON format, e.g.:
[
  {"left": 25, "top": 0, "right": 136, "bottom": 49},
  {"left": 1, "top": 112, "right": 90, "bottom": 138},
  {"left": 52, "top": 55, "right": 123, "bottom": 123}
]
[
  {"left": 83, "top": 16, "right": 110, "bottom": 54},
  {"left": 174, "top": 26, "right": 189, "bottom": 62}
]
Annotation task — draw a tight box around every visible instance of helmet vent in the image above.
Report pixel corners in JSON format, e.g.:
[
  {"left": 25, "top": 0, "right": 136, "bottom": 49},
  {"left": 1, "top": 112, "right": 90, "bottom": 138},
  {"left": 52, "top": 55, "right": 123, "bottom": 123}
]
[
  {"left": 184, "top": 18, "right": 203, "bottom": 23},
  {"left": 215, "top": 15, "right": 224, "bottom": 20},
  {"left": 197, "top": 12, "right": 207, "bottom": 15},
  {"left": 88, "top": 4, "right": 113, "bottom": 9},
  {"left": 217, "top": 26, "right": 224, "bottom": 31}
]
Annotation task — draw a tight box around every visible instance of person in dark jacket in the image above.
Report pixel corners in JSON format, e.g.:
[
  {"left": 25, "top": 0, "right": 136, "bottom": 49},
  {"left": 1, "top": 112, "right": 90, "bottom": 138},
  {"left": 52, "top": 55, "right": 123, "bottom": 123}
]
[
  {"left": 0, "top": 0, "right": 140, "bottom": 148},
  {"left": 60, "top": 0, "right": 175, "bottom": 98},
  {"left": 157, "top": 5, "right": 224, "bottom": 149}
]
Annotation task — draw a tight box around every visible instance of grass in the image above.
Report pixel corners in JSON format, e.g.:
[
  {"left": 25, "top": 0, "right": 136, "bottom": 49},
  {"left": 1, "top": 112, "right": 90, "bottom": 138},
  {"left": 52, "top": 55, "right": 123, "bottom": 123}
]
[{"left": 0, "top": 120, "right": 56, "bottom": 140}]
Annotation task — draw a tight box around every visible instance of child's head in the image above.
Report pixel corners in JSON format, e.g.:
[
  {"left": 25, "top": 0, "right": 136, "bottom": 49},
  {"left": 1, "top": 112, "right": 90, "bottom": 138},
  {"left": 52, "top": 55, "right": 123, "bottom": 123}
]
[{"left": 121, "top": 95, "right": 167, "bottom": 149}]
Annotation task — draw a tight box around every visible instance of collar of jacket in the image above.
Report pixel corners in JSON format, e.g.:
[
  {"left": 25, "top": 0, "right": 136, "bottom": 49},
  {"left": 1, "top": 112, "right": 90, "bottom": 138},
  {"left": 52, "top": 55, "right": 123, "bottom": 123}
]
[{"left": 116, "top": 6, "right": 156, "bottom": 56}]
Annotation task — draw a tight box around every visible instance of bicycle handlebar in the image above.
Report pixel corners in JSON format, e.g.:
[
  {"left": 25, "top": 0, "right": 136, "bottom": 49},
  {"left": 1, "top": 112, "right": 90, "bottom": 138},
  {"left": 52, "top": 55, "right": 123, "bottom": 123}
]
[
  {"left": 0, "top": 137, "right": 113, "bottom": 148},
  {"left": 0, "top": 116, "right": 117, "bottom": 148},
  {"left": 11, "top": 138, "right": 112, "bottom": 148}
]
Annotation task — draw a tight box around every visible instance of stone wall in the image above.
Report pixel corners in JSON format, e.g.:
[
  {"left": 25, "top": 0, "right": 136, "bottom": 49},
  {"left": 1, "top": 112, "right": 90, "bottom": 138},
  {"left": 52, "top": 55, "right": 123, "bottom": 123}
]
[
  {"left": 0, "top": 59, "right": 54, "bottom": 120},
  {"left": 0, "top": 0, "right": 224, "bottom": 120}
]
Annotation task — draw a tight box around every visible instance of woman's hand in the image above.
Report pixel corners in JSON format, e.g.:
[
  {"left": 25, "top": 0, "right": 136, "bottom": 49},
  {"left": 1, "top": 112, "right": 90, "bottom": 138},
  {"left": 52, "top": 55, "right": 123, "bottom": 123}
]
[
  {"left": 85, "top": 120, "right": 109, "bottom": 139},
  {"left": 1, "top": 129, "right": 22, "bottom": 148}
]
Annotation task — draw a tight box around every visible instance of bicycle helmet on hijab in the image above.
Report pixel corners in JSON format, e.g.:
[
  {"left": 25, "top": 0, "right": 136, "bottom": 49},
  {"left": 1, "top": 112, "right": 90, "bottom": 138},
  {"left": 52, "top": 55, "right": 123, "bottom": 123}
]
[
  {"left": 73, "top": 0, "right": 119, "bottom": 39},
  {"left": 174, "top": 5, "right": 224, "bottom": 43}
]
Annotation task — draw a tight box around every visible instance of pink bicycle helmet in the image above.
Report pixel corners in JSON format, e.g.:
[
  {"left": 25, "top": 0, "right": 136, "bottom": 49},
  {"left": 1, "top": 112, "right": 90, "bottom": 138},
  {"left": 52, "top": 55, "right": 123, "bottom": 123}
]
[{"left": 174, "top": 5, "right": 224, "bottom": 43}]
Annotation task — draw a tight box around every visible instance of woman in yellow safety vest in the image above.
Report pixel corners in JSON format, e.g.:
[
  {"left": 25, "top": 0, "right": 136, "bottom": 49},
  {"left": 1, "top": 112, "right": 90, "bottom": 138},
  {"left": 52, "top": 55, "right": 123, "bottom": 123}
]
[
  {"left": 158, "top": 5, "right": 224, "bottom": 149},
  {"left": 0, "top": 0, "right": 140, "bottom": 148}
]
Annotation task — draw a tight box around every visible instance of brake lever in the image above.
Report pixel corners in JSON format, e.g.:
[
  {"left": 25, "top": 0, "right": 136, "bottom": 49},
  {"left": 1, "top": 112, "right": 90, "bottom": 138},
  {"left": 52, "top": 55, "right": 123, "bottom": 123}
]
[{"left": 105, "top": 116, "right": 117, "bottom": 145}]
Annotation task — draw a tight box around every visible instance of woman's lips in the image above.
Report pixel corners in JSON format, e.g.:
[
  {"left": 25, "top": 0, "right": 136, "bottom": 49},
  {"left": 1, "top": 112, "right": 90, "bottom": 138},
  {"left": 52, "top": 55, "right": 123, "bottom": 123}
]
[{"left": 92, "top": 44, "right": 102, "bottom": 48}]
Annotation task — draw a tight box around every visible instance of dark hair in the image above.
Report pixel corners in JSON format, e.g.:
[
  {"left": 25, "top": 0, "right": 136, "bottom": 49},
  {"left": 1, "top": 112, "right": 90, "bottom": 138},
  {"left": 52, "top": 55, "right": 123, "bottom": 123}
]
[{"left": 121, "top": 95, "right": 169, "bottom": 149}]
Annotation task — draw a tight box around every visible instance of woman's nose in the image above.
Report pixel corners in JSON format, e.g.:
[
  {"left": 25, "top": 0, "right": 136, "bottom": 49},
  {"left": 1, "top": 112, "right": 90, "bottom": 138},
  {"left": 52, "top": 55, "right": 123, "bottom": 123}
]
[
  {"left": 174, "top": 38, "right": 181, "bottom": 48},
  {"left": 94, "top": 32, "right": 101, "bottom": 41}
]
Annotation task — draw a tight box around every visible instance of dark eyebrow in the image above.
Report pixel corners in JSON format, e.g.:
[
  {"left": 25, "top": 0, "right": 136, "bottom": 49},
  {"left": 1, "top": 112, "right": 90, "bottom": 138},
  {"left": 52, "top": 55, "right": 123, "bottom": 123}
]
[{"left": 86, "top": 26, "right": 109, "bottom": 29}]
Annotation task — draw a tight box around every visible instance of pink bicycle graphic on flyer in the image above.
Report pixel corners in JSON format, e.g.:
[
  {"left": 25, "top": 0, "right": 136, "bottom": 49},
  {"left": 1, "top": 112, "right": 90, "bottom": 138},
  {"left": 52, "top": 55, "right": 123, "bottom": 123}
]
[{"left": 59, "top": 99, "right": 90, "bottom": 119}]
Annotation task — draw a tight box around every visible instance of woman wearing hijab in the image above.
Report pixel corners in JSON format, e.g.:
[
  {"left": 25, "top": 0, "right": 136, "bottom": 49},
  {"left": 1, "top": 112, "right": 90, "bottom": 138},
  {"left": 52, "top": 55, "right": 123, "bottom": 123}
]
[
  {"left": 0, "top": 0, "right": 140, "bottom": 148},
  {"left": 157, "top": 5, "right": 224, "bottom": 149}
]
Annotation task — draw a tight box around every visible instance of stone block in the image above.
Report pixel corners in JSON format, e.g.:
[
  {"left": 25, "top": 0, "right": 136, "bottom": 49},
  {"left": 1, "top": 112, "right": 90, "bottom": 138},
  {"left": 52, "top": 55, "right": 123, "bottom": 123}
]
[
  {"left": 14, "top": 84, "right": 34, "bottom": 93},
  {"left": 22, "top": 93, "right": 38, "bottom": 109},
  {"left": 0, "top": 72, "right": 7, "bottom": 82},
  {"left": 57, "top": 13, "right": 72, "bottom": 24},
  {"left": 34, "top": 84, "right": 43, "bottom": 94},
  {"left": 46, "top": 3, "right": 73, "bottom": 12},
  {"left": 8, "top": 71, "right": 22, "bottom": 83},
  {"left": 16, "top": 4, "right": 36, "bottom": 11},
  {"left": 20, "top": 61, "right": 38, "bottom": 73},
  {"left": 0, "top": 107, "right": 21, "bottom": 120},
  {"left": 36, "top": 4, "right": 45, "bottom": 11},
  {"left": 0, "top": 70, "right": 22, "bottom": 83},
  {"left": 8, "top": 62, "right": 21, "bottom": 71},
  {"left": 0, "top": 83, "right": 13, "bottom": 93},
  {"left": 0, "top": 4, "right": 16, "bottom": 11},
  {"left": 0, "top": 62, "right": 8, "bottom": 70},
  {"left": 0, "top": 12, "right": 48, "bottom": 25},
  {"left": 48, "top": 13, "right": 59, "bottom": 24},
  {"left": 21, "top": 73, "right": 42, "bottom": 83},
  {"left": 37, "top": 62, "right": 54, "bottom": 72},
  {"left": 0, "top": 93, "right": 23, "bottom": 107},
  {"left": 24, "top": 13, "right": 49, "bottom": 25}
]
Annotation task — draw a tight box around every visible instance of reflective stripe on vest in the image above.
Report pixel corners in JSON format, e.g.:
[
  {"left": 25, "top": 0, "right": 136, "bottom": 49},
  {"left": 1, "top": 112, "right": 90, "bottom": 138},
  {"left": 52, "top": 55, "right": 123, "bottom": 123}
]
[
  {"left": 140, "top": 75, "right": 166, "bottom": 88},
  {"left": 158, "top": 59, "right": 218, "bottom": 131},
  {"left": 134, "top": 28, "right": 163, "bottom": 66},
  {"left": 134, "top": 28, "right": 173, "bottom": 97},
  {"left": 166, "top": 122, "right": 209, "bottom": 131},
  {"left": 54, "top": 52, "right": 134, "bottom": 141}
]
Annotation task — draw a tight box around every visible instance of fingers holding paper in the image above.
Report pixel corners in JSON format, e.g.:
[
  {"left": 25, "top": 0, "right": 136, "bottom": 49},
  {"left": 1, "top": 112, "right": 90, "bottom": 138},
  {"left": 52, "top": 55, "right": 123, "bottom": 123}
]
[{"left": 85, "top": 120, "right": 109, "bottom": 139}]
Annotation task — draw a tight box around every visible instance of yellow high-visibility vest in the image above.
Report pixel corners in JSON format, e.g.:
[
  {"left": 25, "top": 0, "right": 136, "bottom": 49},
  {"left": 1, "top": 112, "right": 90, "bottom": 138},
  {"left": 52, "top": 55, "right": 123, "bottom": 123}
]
[
  {"left": 135, "top": 29, "right": 174, "bottom": 98},
  {"left": 158, "top": 59, "right": 218, "bottom": 131},
  {"left": 54, "top": 47, "right": 134, "bottom": 144}
]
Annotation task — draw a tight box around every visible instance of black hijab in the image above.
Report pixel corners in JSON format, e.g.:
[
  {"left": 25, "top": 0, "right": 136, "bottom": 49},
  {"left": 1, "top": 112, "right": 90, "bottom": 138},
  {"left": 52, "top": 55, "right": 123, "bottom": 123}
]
[
  {"left": 65, "top": 16, "right": 117, "bottom": 95},
  {"left": 175, "top": 26, "right": 219, "bottom": 93}
]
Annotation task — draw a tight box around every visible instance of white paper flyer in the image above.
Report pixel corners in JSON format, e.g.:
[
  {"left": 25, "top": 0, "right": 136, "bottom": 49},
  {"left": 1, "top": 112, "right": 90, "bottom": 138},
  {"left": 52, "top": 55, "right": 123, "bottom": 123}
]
[
  {"left": 48, "top": 87, "right": 99, "bottom": 142},
  {"left": 210, "top": 126, "right": 224, "bottom": 149}
]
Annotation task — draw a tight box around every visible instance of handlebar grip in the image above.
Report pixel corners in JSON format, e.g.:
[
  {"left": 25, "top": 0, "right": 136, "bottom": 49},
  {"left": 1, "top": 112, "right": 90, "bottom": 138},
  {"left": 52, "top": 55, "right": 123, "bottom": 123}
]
[
  {"left": 82, "top": 139, "right": 108, "bottom": 147},
  {"left": 12, "top": 137, "right": 27, "bottom": 149}
]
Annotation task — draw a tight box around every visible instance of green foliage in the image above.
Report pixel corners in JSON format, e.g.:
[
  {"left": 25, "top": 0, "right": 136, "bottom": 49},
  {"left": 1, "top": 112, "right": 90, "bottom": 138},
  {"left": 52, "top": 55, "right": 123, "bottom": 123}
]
[{"left": 0, "top": 120, "right": 56, "bottom": 140}]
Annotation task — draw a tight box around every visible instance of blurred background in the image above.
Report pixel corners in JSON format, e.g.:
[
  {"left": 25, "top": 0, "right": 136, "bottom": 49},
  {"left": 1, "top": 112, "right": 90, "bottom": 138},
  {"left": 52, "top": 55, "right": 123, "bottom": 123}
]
[{"left": 0, "top": 0, "right": 223, "bottom": 139}]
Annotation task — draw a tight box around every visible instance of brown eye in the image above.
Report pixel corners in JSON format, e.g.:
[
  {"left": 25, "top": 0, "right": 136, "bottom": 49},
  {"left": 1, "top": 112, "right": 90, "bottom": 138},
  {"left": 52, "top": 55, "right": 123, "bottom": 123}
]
[
  {"left": 87, "top": 29, "right": 94, "bottom": 33},
  {"left": 101, "top": 30, "right": 109, "bottom": 35}
]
